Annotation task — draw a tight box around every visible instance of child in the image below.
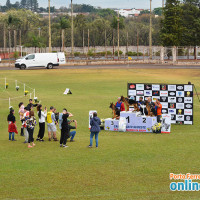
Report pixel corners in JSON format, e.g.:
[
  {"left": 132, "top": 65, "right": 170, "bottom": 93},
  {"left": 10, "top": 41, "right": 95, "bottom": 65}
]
[
  {"left": 26, "top": 111, "right": 37, "bottom": 148},
  {"left": 18, "top": 102, "right": 24, "bottom": 136},
  {"left": 7, "top": 109, "right": 18, "bottom": 141},
  {"left": 88, "top": 112, "right": 101, "bottom": 148}
]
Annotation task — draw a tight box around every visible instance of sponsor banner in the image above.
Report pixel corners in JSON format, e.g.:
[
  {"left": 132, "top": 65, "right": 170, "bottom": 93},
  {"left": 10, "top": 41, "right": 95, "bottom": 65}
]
[
  {"left": 184, "top": 109, "right": 193, "bottom": 115},
  {"left": 152, "top": 91, "right": 160, "bottom": 96},
  {"left": 184, "top": 97, "right": 193, "bottom": 103},
  {"left": 184, "top": 85, "right": 193, "bottom": 91},
  {"left": 160, "top": 91, "right": 168, "bottom": 96},
  {"left": 144, "top": 90, "right": 152, "bottom": 96},
  {"left": 136, "top": 91, "right": 144, "bottom": 96},
  {"left": 169, "top": 91, "right": 176, "bottom": 96},
  {"left": 161, "top": 102, "right": 168, "bottom": 109},
  {"left": 176, "top": 85, "right": 184, "bottom": 91},
  {"left": 162, "top": 109, "right": 168, "bottom": 114},
  {"left": 184, "top": 121, "right": 192, "bottom": 125},
  {"left": 129, "top": 84, "right": 136, "bottom": 90},
  {"left": 168, "top": 109, "right": 176, "bottom": 115},
  {"left": 176, "top": 91, "right": 184, "bottom": 97},
  {"left": 161, "top": 114, "right": 171, "bottom": 133},
  {"left": 184, "top": 115, "right": 193, "bottom": 122},
  {"left": 169, "top": 103, "right": 176, "bottom": 109},
  {"left": 168, "top": 85, "right": 176, "bottom": 91},
  {"left": 176, "top": 97, "right": 184, "bottom": 103},
  {"left": 168, "top": 97, "right": 176, "bottom": 103},
  {"left": 176, "top": 109, "right": 184, "bottom": 115},
  {"left": 171, "top": 115, "right": 176, "bottom": 120},
  {"left": 152, "top": 96, "right": 159, "bottom": 102},
  {"left": 185, "top": 103, "right": 193, "bottom": 109},
  {"left": 160, "top": 96, "right": 168, "bottom": 102},
  {"left": 152, "top": 84, "right": 160, "bottom": 90},
  {"left": 145, "top": 84, "right": 152, "bottom": 90},
  {"left": 160, "top": 84, "right": 168, "bottom": 91},
  {"left": 136, "top": 96, "right": 143, "bottom": 101},
  {"left": 176, "top": 103, "right": 184, "bottom": 109},
  {"left": 176, "top": 115, "right": 184, "bottom": 121},
  {"left": 136, "top": 84, "right": 144, "bottom": 90},
  {"left": 185, "top": 91, "right": 193, "bottom": 97},
  {"left": 128, "top": 90, "right": 136, "bottom": 96}
]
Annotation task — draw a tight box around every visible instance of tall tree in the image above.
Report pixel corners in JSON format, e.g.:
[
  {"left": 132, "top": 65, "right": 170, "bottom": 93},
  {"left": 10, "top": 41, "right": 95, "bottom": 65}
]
[
  {"left": 160, "top": 0, "right": 183, "bottom": 46},
  {"left": 6, "top": 0, "right": 11, "bottom": 8},
  {"left": 20, "top": 0, "right": 27, "bottom": 9}
]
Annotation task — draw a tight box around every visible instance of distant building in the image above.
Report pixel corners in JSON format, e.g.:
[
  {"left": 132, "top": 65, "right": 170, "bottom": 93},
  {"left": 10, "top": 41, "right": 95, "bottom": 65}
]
[{"left": 115, "top": 8, "right": 143, "bottom": 18}]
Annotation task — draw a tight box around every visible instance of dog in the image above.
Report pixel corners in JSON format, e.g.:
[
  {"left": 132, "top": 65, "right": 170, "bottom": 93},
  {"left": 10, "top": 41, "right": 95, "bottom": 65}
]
[{"left": 109, "top": 102, "right": 118, "bottom": 119}]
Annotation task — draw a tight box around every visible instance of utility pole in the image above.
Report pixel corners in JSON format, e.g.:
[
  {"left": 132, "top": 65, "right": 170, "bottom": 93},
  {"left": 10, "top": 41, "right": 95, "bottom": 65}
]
[
  {"left": 3, "top": 24, "right": 6, "bottom": 52},
  {"left": 117, "top": 11, "right": 120, "bottom": 59},
  {"left": 48, "top": 0, "right": 52, "bottom": 52},
  {"left": 83, "top": 30, "right": 84, "bottom": 54},
  {"left": 137, "top": 30, "right": 139, "bottom": 59},
  {"left": 71, "top": 0, "right": 74, "bottom": 56},
  {"left": 126, "top": 32, "right": 128, "bottom": 55},
  {"left": 149, "top": 0, "right": 152, "bottom": 59},
  {"left": 88, "top": 29, "right": 90, "bottom": 53},
  {"left": 105, "top": 30, "right": 107, "bottom": 57}
]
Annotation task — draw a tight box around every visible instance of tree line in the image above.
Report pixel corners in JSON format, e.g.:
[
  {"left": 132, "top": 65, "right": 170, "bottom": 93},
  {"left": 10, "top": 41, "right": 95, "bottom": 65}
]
[{"left": 0, "top": 0, "right": 200, "bottom": 53}]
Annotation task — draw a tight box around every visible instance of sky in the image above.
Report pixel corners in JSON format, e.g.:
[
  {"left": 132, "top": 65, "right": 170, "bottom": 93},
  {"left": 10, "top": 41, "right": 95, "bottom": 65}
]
[{"left": 1, "top": 0, "right": 162, "bottom": 9}]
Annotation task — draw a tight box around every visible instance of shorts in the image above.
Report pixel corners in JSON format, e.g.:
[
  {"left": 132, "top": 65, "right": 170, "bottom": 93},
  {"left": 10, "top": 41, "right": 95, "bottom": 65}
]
[{"left": 47, "top": 123, "right": 57, "bottom": 132}]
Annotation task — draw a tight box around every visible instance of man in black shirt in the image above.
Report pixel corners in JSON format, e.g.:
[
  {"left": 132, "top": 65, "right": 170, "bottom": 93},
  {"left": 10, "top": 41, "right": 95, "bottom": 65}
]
[{"left": 27, "top": 99, "right": 38, "bottom": 111}]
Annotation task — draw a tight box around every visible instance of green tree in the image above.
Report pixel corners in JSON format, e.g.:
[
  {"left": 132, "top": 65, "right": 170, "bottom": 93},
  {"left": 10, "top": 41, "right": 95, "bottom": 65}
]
[
  {"left": 6, "top": 0, "right": 11, "bottom": 8},
  {"left": 111, "top": 16, "right": 125, "bottom": 30},
  {"left": 160, "top": 0, "right": 183, "bottom": 46}
]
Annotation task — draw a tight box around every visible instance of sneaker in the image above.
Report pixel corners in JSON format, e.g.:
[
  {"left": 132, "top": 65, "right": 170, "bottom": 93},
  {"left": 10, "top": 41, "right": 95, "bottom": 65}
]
[
  {"left": 70, "top": 140, "right": 75, "bottom": 142},
  {"left": 40, "top": 139, "right": 44, "bottom": 142},
  {"left": 60, "top": 144, "right": 62, "bottom": 147},
  {"left": 28, "top": 145, "right": 33, "bottom": 148},
  {"left": 63, "top": 145, "right": 69, "bottom": 148},
  {"left": 96, "top": 146, "right": 98, "bottom": 148},
  {"left": 24, "top": 141, "right": 28, "bottom": 143},
  {"left": 88, "top": 145, "right": 92, "bottom": 148},
  {"left": 53, "top": 138, "right": 58, "bottom": 141},
  {"left": 48, "top": 138, "right": 51, "bottom": 141},
  {"left": 36, "top": 138, "right": 40, "bottom": 141},
  {"left": 12, "top": 139, "right": 17, "bottom": 141}
]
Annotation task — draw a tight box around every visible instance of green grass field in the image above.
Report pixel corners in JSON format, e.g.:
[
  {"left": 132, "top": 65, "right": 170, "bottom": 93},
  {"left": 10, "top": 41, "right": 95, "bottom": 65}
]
[{"left": 0, "top": 68, "right": 200, "bottom": 200}]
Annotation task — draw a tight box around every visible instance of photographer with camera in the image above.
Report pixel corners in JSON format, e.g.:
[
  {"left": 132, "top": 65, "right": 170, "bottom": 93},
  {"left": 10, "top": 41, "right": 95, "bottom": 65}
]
[{"left": 68, "top": 119, "right": 77, "bottom": 142}]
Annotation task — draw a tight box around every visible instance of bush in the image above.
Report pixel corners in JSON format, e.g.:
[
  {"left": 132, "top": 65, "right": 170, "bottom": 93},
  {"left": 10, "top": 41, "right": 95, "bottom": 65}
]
[
  {"left": 74, "top": 52, "right": 81, "bottom": 57},
  {"left": 155, "top": 51, "right": 160, "bottom": 56},
  {"left": 87, "top": 49, "right": 94, "bottom": 56},
  {"left": 126, "top": 51, "right": 143, "bottom": 56},
  {"left": 178, "top": 48, "right": 185, "bottom": 56},
  {"left": 114, "top": 50, "right": 123, "bottom": 56},
  {"left": 13, "top": 51, "right": 19, "bottom": 59}
]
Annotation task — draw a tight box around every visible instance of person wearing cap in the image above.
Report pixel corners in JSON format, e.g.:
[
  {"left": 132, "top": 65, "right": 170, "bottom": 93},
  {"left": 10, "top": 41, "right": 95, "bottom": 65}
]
[
  {"left": 115, "top": 97, "right": 125, "bottom": 111},
  {"left": 27, "top": 99, "right": 38, "bottom": 111}
]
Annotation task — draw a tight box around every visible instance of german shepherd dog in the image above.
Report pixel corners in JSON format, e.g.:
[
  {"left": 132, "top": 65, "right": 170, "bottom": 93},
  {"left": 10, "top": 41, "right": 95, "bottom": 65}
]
[
  {"left": 121, "top": 96, "right": 140, "bottom": 112},
  {"left": 144, "top": 101, "right": 155, "bottom": 116},
  {"left": 109, "top": 102, "right": 118, "bottom": 119}
]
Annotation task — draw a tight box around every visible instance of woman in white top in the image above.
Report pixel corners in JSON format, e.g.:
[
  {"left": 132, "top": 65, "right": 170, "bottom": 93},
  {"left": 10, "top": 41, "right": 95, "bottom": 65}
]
[{"left": 37, "top": 104, "right": 47, "bottom": 141}]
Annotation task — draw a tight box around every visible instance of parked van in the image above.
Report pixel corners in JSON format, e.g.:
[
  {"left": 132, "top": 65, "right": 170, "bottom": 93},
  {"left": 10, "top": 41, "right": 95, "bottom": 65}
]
[{"left": 15, "top": 53, "right": 66, "bottom": 69}]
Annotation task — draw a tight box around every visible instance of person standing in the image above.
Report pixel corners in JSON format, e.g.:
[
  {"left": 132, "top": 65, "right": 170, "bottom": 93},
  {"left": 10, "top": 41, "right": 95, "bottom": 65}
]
[
  {"left": 115, "top": 97, "right": 125, "bottom": 111},
  {"left": 22, "top": 107, "right": 30, "bottom": 143},
  {"left": 60, "top": 109, "right": 69, "bottom": 148},
  {"left": 27, "top": 99, "right": 38, "bottom": 111},
  {"left": 26, "top": 111, "right": 37, "bottom": 148},
  {"left": 37, "top": 105, "right": 47, "bottom": 142},
  {"left": 7, "top": 109, "right": 18, "bottom": 141},
  {"left": 155, "top": 98, "right": 162, "bottom": 123},
  {"left": 47, "top": 106, "right": 58, "bottom": 141},
  {"left": 18, "top": 102, "right": 24, "bottom": 136},
  {"left": 88, "top": 112, "right": 101, "bottom": 148}
]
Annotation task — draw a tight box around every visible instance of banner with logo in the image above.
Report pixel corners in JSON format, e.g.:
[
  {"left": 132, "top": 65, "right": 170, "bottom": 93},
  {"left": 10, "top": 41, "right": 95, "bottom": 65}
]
[
  {"left": 161, "top": 114, "right": 171, "bottom": 133},
  {"left": 127, "top": 83, "right": 194, "bottom": 125}
]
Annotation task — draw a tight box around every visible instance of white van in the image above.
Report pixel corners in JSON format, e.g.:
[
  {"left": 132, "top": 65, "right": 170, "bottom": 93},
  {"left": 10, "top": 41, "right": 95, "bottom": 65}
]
[{"left": 15, "top": 53, "right": 66, "bottom": 70}]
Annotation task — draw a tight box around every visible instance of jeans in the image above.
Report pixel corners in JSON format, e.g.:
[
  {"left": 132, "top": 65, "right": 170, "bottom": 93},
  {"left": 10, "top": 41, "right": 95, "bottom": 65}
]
[
  {"left": 27, "top": 128, "right": 34, "bottom": 143},
  {"left": 90, "top": 132, "right": 99, "bottom": 147},
  {"left": 9, "top": 132, "right": 15, "bottom": 141},
  {"left": 70, "top": 131, "right": 76, "bottom": 140}
]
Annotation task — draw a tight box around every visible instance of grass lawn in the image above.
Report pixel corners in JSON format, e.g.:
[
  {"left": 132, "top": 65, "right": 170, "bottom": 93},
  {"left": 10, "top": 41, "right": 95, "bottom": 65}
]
[{"left": 0, "top": 68, "right": 200, "bottom": 200}]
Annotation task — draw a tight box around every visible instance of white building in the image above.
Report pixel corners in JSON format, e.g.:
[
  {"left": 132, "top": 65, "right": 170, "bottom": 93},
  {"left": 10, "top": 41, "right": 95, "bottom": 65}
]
[{"left": 115, "top": 8, "right": 142, "bottom": 18}]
